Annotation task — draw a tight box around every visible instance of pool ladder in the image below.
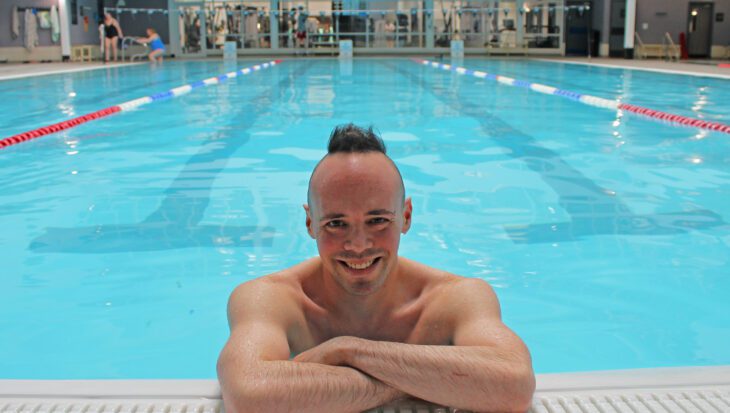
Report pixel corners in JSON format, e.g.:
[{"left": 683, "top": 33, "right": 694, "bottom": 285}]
[{"left": 120, "top": 37, "right": 148, "bottom": 62}]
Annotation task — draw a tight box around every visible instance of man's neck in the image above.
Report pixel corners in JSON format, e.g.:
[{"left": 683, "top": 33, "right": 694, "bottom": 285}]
[{"left": 318, "top": 259, "right": 403, "bottom": 325}]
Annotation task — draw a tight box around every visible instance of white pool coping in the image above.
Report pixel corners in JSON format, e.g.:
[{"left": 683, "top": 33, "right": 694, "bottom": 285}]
[
  {"left": 1, "top": 366, "right": 729, "bottom": 412},
  {"left": 535, "top": 57, "right": 730, "bottom": 80},
  {"left": 0, "top": 62, "right": 142, "bottom": 82}
]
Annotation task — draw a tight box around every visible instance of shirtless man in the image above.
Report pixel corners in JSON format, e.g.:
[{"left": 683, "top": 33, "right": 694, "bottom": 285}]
[{"left": 217, "top": 124, "right": 535, "bottom": 412}]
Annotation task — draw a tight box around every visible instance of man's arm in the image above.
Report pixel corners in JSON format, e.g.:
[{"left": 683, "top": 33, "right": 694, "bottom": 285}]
[
  {"left": 294, "top": 278, "right": 535, "bottom": 412},
  {"left": 217, "top": 279, "right": 404, "bottom": 413}
]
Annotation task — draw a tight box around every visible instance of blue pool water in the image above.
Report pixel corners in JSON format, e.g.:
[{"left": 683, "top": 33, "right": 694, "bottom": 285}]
[{"left": 1, "top": 58, "right": 729, "bottom": 379}]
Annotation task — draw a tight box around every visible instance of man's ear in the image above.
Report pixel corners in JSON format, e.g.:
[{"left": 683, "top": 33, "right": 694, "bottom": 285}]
[
  {"left": 303, "top": 204, "right": 316, "bottom": 239},
  {"left": 401, "top": 197, "right": 413, "bottom": 234}
]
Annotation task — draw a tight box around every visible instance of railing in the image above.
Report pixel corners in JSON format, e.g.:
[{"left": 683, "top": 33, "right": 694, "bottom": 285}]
[
  {"left": 120, "top": 37, "right": 150, "bottom": 61},
  {"left": 634, "top": 32, "right": 647, "bottom": 59},
  {"left": 635, "top": 32, "right": 679, "bottom": 61},
  {"left": 663, "top": 32, "right": 680, "bottom": 61},
  {"left": 120, "top": 37, "right": 135, "bottom": 61}
]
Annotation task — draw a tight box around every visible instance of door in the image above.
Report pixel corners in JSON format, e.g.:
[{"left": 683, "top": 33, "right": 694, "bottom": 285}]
[
  {"left": 608, "top": 0, "right": 624, "bottom": 57},
  {"left": 687, "top": 2, "right": 713, "bottom": 58},
  {"left": 565, "top": 1, "right": 591, "bottom": 56}
]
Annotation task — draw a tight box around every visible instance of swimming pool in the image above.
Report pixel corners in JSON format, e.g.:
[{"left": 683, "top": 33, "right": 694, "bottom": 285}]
[{"left": 1, "top": 58, "right": 728, "bottom": 380}]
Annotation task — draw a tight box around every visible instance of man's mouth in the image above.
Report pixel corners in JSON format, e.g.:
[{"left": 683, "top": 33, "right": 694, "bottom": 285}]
[{"left": 339, "top": 257, "right": 381, "bottom": 271}]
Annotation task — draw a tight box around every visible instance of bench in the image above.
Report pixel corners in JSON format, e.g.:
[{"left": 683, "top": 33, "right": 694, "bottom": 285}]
[{"left": 71, "top": 45, "right": 93, "bottom": 62}]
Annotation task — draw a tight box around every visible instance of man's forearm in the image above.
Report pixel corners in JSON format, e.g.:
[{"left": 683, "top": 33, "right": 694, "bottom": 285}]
[
  {"left": 222, "top": 360, "right": 404, "bottom": 413},
  {"left": 344, "top": 338, "right": 534, "bottom": 412}
]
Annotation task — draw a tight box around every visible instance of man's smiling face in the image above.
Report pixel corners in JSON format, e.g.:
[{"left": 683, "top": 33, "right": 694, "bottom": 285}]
[{"left": 305, "top": 152, "right": 411, "bottom": 296}]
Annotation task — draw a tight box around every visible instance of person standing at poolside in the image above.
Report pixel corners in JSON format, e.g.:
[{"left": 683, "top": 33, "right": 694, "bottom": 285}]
[
  {"left": 217, "top": 124, "right": 535, "bottom": 412},
  {"left": 102, "top": 13, "right": 123, "bottom": 62},
  {"left": 296, "top": 6, "right": 308, "bottom": 48},
  {"left": 135, "top": 28, "right": 165, "bottom": 63}
]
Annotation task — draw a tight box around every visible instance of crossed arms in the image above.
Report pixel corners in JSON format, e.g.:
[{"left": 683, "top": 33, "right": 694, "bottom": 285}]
[{"left": 217, "top": 278, "right": 535, "bottom": 413}]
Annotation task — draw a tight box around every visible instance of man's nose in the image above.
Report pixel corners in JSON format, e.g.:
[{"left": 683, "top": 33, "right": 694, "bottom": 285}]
[{"left": 344, "top": 225, "right": 372, "bottom": 252}]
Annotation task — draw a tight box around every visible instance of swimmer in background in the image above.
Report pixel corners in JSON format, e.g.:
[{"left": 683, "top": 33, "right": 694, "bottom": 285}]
[
  {"left": 102, "top": 13, "right": 123, "bottom": 62},
  {"left": 217, "top": 124, "right": 535, "bottom": 412},
  {"left": 135, "top": 28, "right": 165, "bottom": 63}
]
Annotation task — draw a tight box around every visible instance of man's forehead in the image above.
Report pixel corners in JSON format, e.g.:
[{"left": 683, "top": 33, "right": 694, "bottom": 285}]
[
  {"left": 308, "top": 152, "right": 403, "bottom": 206},
  {"left": 313, "top": 152, "right": 398, "bottom": 181}
]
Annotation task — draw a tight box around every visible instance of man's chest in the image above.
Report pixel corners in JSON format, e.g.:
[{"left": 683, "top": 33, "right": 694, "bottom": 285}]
[{"left": 289, "top": 306, "right": 453, "bottom": 355}]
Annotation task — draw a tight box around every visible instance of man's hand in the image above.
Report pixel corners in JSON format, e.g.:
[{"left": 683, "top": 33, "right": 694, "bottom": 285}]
[{"left": 293, "top": 336, "right": 356, "bottom": 366}]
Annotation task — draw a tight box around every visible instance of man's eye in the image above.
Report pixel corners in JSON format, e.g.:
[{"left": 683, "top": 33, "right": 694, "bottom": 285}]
[
  {"left": 325, "top": 220, "right": 345, "bottom": 228},
  {"left": 369, "top": 217, "right": 390, "bottom": 225}
]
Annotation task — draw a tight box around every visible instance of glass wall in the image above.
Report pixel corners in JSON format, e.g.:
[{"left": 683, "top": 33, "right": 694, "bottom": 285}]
[
  {"left": 172, "top": 0, "right": 568, "bottom": 55},
  {"left": 522, "top": 1, "right": 562, "bottom": 49},
  {"left": 201, "top": 0, "right": 272, "bottom": 50},
  {"left": 179, "top": 5, "right": 204, "bottom": 54}
]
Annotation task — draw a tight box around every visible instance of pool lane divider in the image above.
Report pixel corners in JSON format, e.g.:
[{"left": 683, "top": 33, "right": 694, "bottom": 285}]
[
  {"left": 0, "top": 60, "right": 283, "bottom": 150},
  {"left": 414, "top": 59, "right": 730, "bottom": 135}
]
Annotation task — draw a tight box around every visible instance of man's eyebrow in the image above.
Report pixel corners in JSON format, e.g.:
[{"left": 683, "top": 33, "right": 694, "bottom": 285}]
[
  {"left": 320, "top": 213, "right": 345, "bottom": 221},
  {"left": 319, "top": 210, "right": 394, "bottom": 221},
  {"left": 367, "top": 209, "right": 395, "bottom": 216}
]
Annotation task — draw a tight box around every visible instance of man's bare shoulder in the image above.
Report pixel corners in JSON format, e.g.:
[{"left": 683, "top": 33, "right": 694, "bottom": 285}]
[
  {"left": 399, "top": 257, "right": 491, "bottom": 289},
  {"left": 227, "top": 258, "right": 319, "bottom": 325},
  {"left": 399, "top": 257, "right": 501, "bottom": 318}
]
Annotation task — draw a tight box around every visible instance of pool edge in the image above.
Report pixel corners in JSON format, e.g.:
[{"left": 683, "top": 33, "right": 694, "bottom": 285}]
[{"left": 2, "top": 366, "right": 729, "bottom": 412}]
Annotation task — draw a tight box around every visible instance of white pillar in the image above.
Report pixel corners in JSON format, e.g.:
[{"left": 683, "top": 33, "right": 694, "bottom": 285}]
[
  {"left": 58, "top": 0, "right": 72, "bottom": 60},
  {"left": 516, "top": 0, "right": 524, "bottom": 47},
  {"left": 169, "top": 1, "right": 181, "bottom": 57},
  {"left": 425, "top": 0, "right": 434, "bottom": 49},
  {"left": 623, "top": 0, "right": 636, "bottom": 58},
  {"left": 270, "top": 0, "right": 279, "bottom": 49},
  {"left": 557, "top": 0, "right": 565, "bottom": 56},
  {"left": 600, "top": 0, "right": 610, "bottom": 56}
]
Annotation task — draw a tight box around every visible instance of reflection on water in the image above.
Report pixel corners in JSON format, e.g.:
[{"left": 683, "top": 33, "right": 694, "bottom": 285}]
[
  {"left": 386, "top": 62, "right": 726, "bottom": 244},
  {"left": 29, "top": 63, "right": 313, "bottom": 253}
]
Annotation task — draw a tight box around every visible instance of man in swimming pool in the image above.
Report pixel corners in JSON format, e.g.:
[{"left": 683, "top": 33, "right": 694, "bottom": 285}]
[{"left": 217, "top": 124, "right": 535, "bottom": 412}]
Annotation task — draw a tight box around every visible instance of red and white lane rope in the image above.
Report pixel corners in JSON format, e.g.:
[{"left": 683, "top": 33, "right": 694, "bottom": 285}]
[
  {"left": 415, "top": 59, "right": 730, "bottom": 135},
  {"left": 0, "top": 60, "right": 283, "bottom": 150}
]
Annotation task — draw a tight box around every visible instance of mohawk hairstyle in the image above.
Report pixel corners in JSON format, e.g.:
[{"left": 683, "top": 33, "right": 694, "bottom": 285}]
[
  {"left": 307, "top": 124, "right": 405, "bottom": 206},
  {"left": 327, "top": 124, "right": 387, "bottom": 154}
]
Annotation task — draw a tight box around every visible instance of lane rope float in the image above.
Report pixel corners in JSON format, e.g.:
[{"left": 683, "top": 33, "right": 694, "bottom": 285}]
[
  {"left": 0, "top": 60, "right": 283, "bottom": 150},
  {"left": 415, "top": 59, "right": 730, "bottom": 135}
]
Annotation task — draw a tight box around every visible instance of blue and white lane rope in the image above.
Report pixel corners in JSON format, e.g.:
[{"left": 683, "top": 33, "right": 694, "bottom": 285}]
[
  {"left": 1, "top": 60, "right": 283, "bottom": 150},
  {"left": 115, "top": 60, "right": 281, "bottom": 114},
  {"left": 414, "top": 59, "right": 730, "bottom": 135}
]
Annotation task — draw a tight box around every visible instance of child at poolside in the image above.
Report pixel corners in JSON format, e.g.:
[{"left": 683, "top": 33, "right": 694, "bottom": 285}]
[{"left": 135, "top": 28, "right": 165, "bottom": 63}]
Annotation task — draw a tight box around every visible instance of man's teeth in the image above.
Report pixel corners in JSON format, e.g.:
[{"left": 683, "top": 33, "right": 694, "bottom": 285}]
[{"left": 346, "top": 259, "right": 375, "bottom": 270}]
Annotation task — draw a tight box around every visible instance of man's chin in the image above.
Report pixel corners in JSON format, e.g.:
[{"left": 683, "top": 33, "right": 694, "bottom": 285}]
[
  {"left": 334, "top": 266, "right": 389, "bottom": 295},
  {"left": 342, "top": 279, "right": 382, "bottom": 296}
]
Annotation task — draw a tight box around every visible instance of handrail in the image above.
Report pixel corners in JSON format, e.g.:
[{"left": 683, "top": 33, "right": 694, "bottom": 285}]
[
  {"left": 663, "top": 32, "right": 679, "bottom": 61},
  {"left": 634, "top": 32, "right": 644, "bottom": 46},
  {"left": 634, "top": 32, "right": 646, "bottom": 59},
  {"left": 119, "top": 37, "right": 150, "bottom": 62},
  {"left": 120, "top": 37, "right": 137, "bottom": 61}
]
